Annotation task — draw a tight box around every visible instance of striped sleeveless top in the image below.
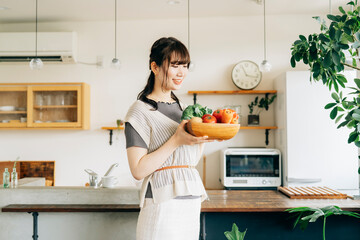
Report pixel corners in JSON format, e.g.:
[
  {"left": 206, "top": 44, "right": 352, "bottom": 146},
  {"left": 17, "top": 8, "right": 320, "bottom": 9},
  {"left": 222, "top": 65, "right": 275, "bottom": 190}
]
[{"left": 125, "top": 100, "right": 208, "bottom": 207}]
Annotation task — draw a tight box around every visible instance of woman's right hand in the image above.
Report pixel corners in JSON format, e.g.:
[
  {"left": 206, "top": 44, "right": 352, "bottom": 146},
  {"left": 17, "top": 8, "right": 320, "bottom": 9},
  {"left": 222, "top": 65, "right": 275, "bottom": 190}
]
[{"left": 172, "top": 120, "right": 214, "bottom": 146}]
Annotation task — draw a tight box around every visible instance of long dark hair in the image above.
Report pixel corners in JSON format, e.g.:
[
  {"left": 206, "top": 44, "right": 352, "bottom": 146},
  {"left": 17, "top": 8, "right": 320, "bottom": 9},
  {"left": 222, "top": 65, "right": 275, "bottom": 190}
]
[{"left": 137, "top": 37, "right": 190, "bottom": 110}]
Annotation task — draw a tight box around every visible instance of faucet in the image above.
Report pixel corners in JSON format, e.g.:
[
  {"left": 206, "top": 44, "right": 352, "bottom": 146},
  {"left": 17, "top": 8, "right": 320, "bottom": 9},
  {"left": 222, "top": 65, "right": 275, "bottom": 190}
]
[{"left": 98, "top": 163, "right": 119, "bottom": 187}]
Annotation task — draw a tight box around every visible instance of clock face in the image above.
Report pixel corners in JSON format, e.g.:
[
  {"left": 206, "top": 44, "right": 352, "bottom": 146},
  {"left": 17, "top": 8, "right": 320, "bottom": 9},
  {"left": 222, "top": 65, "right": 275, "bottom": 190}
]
[{"left": 231, "top": 61, "right": 262, "bottom": 90}]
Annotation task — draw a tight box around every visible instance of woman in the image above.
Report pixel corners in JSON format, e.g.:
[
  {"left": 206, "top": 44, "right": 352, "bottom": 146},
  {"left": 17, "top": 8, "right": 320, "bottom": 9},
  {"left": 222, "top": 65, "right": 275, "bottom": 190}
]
[{"left": 125, "top": 37, "right": 213, "bottom": 240}]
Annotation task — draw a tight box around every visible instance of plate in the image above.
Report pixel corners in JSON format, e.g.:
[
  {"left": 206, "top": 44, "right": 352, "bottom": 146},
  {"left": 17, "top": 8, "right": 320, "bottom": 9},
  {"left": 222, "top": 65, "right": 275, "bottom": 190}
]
[
  {"left": 55, "top": 120, "right": 70, "bottom": 122},
  {"left": 186, "top": 122, "right": 240, "bottom": 140},
  {"left": 0, "top": 106, "right": 15, "bottom": 111}
]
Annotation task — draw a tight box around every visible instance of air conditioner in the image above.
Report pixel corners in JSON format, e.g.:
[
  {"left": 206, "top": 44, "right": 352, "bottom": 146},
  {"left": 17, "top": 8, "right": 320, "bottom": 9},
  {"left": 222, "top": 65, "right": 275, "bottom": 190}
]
[{"left": 0, "top": 32, "right": 77, "bottom": 63}]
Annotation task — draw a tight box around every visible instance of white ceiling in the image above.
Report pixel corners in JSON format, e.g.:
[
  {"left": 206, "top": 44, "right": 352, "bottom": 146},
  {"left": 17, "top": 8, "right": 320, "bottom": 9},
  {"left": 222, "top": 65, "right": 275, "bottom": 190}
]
[{"left": 0, "top": 0, "right": 351, "bottom": 23}]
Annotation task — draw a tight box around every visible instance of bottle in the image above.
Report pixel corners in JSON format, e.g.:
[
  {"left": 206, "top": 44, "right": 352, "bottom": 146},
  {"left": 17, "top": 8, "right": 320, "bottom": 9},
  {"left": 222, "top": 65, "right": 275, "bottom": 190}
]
[
  {"left": 11, "top": 168, "right": 18, "bottom": 188},
  {"left": 3, "top": 168, "right": 10, "bottom": 188}
]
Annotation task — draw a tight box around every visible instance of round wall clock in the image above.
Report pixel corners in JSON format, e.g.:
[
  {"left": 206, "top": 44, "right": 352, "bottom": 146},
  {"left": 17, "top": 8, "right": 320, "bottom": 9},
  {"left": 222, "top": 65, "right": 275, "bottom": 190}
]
[{"left": 231, "top": 60, "right": 262, "bottom": 90}]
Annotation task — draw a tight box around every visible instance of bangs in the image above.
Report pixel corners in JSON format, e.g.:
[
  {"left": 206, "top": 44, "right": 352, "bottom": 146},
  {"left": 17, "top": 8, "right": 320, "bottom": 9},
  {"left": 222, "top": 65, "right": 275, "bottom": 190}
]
[{"left": 169, "top": 45, "right": 190, "bottom": 65}]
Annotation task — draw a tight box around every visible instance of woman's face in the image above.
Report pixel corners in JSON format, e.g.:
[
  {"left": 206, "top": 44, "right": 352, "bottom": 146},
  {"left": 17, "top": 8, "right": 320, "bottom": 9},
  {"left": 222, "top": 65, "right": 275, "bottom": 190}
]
[{"left": 157, "top": 57, "right": 189, "bottom": 91}]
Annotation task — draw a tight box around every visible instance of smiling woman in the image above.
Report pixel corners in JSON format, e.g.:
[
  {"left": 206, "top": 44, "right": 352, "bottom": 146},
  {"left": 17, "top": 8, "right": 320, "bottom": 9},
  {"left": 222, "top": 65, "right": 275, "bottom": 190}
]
[{"left": 124, "top": 37, "right": 213, "bottom": 240}]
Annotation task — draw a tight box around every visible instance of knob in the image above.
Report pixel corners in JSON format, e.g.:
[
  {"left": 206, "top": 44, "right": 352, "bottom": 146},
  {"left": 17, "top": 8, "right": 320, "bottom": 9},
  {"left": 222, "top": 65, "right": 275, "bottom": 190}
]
[{"left": 262, "top": 180, "right": 267, "bottom": 185}]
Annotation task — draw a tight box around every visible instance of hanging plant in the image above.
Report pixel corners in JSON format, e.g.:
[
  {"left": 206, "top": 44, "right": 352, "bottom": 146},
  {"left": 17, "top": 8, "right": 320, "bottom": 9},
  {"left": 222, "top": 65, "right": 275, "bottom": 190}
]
[{"left": 290, "top": 0, "right": 360, "bottom": 148}]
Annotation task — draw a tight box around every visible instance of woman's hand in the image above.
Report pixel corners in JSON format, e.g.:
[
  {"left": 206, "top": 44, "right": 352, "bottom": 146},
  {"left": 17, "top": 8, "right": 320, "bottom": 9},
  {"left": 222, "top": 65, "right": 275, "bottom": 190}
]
[{"left": 172, "top": 120, "right": 214, "bottom": 146}]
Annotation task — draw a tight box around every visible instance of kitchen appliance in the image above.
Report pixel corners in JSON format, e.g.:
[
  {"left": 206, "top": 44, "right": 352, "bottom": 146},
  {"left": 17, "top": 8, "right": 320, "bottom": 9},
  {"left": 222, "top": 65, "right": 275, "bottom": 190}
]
[
  {"left": 274, "top": 71, "right": 358, "bottom": 189},
  {"left": 220, "top": 147, "right": 281, "bottom": 190}
]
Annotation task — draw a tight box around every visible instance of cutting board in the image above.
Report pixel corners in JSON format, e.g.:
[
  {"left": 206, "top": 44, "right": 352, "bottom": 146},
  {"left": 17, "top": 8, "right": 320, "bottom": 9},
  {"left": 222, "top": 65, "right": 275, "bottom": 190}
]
[{"left": 278, "top": 186, "right": 348, "bottom": 199}]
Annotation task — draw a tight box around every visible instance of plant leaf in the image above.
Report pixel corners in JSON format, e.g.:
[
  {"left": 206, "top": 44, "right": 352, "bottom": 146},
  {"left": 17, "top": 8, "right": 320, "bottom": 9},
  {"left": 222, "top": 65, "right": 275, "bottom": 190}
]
[
  {"left": 352, "top": 113, "right": 360, "bottom": 121},
  {"left": 332, "top": 50, "right": 341, "bottom": 65},
  {"left": 325, "top": 103, "right": 337, "bottom": 109},
  {"left": 348, "top": 130, "right": 358, "bottom": 143},
  {"left": 330, "top": 107, "right": 338, "bottom": 119},
  {"left": 336, "top": 113, "right": 345, "bottom": 123}
]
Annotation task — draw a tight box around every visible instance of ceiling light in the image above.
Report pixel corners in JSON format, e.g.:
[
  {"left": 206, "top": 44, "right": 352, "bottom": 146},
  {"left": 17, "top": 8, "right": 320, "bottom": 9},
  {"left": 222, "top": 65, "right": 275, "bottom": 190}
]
[
  {"left": 259, "top": 0, "right": 271, "bottom": 72},
  {"left": 29, "top": 0, "right": 43, "bottom": 70},
  {"left": 111, "top": 0, "right": 121, "bottom": 70},
  {"left": 0, "top": 7, "right": 10, "bottom": 10}
]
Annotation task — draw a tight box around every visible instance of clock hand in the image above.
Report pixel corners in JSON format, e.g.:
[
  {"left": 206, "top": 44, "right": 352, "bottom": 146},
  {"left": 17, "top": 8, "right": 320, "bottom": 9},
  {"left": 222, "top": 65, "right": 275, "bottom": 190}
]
[
  {"left": 247, "top": 74, "right": 258, "bottom": 78},
  {"left": 241, "top": 66, "right": 249, "bottom": 77}
]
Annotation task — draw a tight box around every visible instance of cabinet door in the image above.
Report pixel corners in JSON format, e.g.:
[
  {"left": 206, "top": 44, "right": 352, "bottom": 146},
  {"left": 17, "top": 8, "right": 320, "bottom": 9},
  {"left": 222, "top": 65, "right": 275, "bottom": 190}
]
[
  {"left": 28, "top": 86, "right": 82, "bottom": 128},
  {"left": 0, "top": 87, "right": 27, "bottom": 128}
]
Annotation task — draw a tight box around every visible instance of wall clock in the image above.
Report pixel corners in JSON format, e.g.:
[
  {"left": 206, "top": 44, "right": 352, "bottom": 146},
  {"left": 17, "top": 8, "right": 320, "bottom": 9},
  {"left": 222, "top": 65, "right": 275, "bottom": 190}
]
[{"left": 231, "top": 60, "right": 262, "bottom": 90}]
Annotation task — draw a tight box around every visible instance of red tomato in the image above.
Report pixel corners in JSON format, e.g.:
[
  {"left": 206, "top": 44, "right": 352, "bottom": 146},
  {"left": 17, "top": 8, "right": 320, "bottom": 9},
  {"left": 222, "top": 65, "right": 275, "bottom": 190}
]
[
  {"left": 212, "top": 109, "right": 223, "bottom": 122},
  {"left": 221, "top": 109, "right": 233, "bottom": 123},
  {"left": 202, "top": 114, "right": 212, "bottom": 120},
  {"left": 202, "top": 115, "right": 217, "bottom": 123}
]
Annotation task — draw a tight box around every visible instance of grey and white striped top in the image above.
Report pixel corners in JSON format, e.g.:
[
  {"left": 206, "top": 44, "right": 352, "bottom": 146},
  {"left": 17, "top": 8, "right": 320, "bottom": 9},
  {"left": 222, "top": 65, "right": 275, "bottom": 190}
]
[{"left": 125, "top": 100, "right": 208, "bottom": 207}]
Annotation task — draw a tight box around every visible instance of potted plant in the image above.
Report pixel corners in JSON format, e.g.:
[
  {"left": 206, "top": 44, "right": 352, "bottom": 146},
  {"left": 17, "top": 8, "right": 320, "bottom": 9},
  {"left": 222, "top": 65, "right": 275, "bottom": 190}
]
[
  {"left": 247, "top": 94, "right": 277, "bottom": 125},
  {"left": 290, "top": 0, "right": 360, "bottom": 150}
]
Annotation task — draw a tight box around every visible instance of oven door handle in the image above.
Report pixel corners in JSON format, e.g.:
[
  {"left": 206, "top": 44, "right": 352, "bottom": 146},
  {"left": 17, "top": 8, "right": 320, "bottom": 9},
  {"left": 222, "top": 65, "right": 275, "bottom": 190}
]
[{"left": 287, "top": 177, "right": 322, "bottom": 183}]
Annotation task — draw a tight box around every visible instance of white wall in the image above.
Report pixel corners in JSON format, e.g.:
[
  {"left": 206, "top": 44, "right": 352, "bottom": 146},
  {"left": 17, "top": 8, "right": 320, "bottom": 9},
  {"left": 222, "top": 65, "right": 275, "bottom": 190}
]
[{"left": 0, "top": 14, "right": 321, "bottom": 189}]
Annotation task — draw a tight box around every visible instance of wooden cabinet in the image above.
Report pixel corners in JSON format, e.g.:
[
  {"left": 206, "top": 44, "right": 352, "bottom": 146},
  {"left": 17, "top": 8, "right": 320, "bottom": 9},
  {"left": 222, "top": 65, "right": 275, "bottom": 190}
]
[{"left": 0, "top": 83, "right": 90, "bottom": 129}]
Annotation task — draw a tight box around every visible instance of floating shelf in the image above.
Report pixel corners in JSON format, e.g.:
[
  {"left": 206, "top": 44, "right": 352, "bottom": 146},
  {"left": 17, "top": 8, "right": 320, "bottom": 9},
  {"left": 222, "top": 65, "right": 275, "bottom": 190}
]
[
  {"left": 241, "top": 126, "right": 277, "bottom": 130},
  {"left": 101, "top": 126, "right": 124, "bottom": 145}
]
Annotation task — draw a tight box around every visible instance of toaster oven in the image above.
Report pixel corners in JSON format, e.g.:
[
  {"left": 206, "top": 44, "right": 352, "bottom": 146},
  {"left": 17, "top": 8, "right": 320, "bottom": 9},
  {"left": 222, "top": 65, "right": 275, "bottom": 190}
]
[{"left": 220, "top": 148, "right": 281, "bottom": 190}]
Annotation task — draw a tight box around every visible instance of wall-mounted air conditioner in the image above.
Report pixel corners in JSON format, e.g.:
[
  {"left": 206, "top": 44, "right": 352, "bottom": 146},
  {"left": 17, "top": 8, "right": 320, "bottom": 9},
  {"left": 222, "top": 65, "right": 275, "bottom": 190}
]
[{"left": 0, "top": 32, "right": 77, "bottom": 63}]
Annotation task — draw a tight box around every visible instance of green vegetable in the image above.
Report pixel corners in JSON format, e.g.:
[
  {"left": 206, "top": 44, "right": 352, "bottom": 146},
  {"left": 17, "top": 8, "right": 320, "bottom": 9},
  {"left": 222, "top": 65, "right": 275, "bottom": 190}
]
[{"left": 181, "top": 103, "right": 212, "bottom": 120}]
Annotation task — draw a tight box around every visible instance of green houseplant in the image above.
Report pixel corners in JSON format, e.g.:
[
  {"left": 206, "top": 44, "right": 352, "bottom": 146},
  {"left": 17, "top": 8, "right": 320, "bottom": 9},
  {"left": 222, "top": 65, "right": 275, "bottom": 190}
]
[
  {"left": 247, "top": 94, "right": 277, "bottom": 125},
  {"left": 286, "top": 205, "right": 360, "bottom": 240},
  {"left": 290, "top": 0, "right": 360, "bottom": 150}
]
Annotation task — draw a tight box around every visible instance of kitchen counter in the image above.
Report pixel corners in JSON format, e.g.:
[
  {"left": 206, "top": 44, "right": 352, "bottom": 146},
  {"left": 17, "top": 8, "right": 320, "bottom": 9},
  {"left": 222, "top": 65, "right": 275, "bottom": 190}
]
[{"left": 2, "top": 188, "right": 360, "bottom": 240}]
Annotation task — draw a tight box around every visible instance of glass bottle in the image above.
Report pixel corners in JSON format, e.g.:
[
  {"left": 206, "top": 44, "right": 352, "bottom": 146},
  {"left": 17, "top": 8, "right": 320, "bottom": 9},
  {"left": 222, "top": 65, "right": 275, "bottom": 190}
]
[
  {"left": 3, "top": 168, "right": 10, "bottom": 188},
  {"left": 11, "top": 168, "right": 18, "bottom": 188}
]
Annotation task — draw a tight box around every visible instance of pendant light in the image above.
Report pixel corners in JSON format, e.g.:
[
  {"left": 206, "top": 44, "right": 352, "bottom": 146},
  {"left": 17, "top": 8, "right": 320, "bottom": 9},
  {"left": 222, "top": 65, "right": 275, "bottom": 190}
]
[
  {"left": 187, "top": 0, "right": 195, "bottom": 71},
  {"left": 259, "top": 0, "right": 271, "bottom": 72},
  {"left": 111, "top": 0, "right": 121, "bottom": 69},
  {"left": 29, "top": 0, "right": 43, "bottom": 70}
]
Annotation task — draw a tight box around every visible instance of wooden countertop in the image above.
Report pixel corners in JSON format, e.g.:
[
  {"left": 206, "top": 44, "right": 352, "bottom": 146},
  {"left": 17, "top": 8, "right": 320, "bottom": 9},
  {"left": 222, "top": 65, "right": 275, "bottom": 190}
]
[
  {"left": 3, "top": 190, "right": 360, "bottom": 213},
  {"left": 201, "top": 190, "right": 360, "bottom": 212}
]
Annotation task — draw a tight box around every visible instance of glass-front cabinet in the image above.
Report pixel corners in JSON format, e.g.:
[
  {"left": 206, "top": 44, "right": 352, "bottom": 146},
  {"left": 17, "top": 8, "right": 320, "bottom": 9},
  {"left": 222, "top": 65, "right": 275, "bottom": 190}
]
[{"left": 0, "top": 83, "right": 89, "bottom": 129}]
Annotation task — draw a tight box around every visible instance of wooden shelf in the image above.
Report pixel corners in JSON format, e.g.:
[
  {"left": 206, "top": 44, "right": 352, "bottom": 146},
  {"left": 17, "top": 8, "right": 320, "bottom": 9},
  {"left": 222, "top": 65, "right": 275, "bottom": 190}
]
[
  {"left": 101, "top": 126, "right": 124, "bottom": 130},
  {"left": 188, "top": 90, "right": 277, "bottom": 95},
  {"left": 0, "top": 111, "right": 27, "bottom": 114},
  {"left": 33, "top": 105, "right": 77, "bottom": 109},
  {"left": 241, "top": 126, "right": 278, "bottom": 130},
  {"left": 102, "top": 126, "right": 124, "bottom": 145}
]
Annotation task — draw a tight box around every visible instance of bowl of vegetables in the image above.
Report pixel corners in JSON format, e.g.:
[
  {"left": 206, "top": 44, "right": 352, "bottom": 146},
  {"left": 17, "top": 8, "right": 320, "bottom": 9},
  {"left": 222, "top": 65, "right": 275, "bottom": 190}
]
[{"left": 181, "top": 104, "right": 240, "bottom": 140}]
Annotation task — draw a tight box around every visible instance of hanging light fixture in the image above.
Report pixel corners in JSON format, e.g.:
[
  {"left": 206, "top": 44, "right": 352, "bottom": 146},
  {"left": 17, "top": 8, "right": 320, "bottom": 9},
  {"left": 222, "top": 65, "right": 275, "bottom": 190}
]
[
  {"left": 111, "top": 0, "right": 121, "bottom": 69},
  {"left": 29, "top": 0, "right": 43, "bottom": 70},
  {"left": 187, "top": 0, "right": 195, "bottom": 71},
  {"left": 260, "top": 0, "right": 271, "bottom": 72}
]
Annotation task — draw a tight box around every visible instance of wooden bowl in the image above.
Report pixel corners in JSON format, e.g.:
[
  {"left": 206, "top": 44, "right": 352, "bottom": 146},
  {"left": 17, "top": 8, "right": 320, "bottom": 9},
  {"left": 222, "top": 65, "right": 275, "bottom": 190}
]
[{"left": 186, "top": 121, "right": 240, "bottom": 140}]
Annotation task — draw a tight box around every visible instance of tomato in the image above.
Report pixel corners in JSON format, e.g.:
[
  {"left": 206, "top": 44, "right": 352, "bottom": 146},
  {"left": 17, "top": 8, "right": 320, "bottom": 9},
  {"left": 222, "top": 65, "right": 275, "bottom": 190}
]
[
  {"left": 202, "top": 115, "right": 217, "bottom": 123},
  {"left": 212, "top": 109, "right": 223, "bottom": 122},
  {"left": 221, "top": 109, "right": 233, "bottom": 123},
  {"left": 202, "top": 114, "right": 212, "bottom": 120},
  {"left": 230, "top": 114, "right": 239, "bottom": 124}
]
